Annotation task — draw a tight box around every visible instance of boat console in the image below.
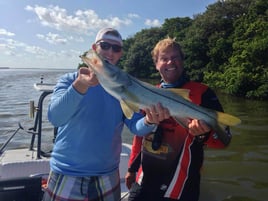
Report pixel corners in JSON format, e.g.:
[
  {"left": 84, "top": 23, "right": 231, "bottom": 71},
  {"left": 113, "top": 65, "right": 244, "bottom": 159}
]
[{"left": 0, "top": 176, "right": 42, "bottom": 201}]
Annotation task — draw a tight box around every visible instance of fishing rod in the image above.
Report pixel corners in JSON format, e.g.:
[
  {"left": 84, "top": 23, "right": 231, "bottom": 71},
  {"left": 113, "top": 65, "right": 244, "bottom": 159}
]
[{"left": 0, "top": 122, "right": 24, "bottom": 155}]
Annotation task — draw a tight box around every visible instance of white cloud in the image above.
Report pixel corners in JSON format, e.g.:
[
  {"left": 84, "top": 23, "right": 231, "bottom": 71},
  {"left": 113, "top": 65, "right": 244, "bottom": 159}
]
[
  {"left": 25, "top": 45, "right": 47, "bottom": 56},
  {"left": 36, "top": 32, "right": 85, "bottom": 45},
  {"left": 68, "top": 36, "right": 84, "bottom": 43},
  {"left": 0, "top": 38, "right": 26, "bottom": 56},
  {"left": 1, "top": 37, "right": 46, "bottom": 57},
  {"left": 128, "top": 13, "right": 140, "bottom": 19},
  {"left": 2, "top": 38, "right": 25, "bottom": 48},
  {"left": 0, "top": 43, "right": 15, "bottom": 56},
  {"left": 0, "top": 36, "right": 82, "bottom": 68},
  {"left": 25, "top": 5, "right": 133, "bottom": 34},
  {"left": 36, "top": 32, "right": 67, "bottom": 45},
  {"left": 0, "top": 28, "right": 15, "bottom": 37},
  {"left": 144, "top": 19, "right": 161, "bottom": 27}
]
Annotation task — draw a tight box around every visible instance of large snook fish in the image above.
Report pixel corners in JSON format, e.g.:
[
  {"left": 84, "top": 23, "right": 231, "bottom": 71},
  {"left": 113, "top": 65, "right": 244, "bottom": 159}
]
[{"left": 80, "top": 50, "right": 241, "bottom": 145}]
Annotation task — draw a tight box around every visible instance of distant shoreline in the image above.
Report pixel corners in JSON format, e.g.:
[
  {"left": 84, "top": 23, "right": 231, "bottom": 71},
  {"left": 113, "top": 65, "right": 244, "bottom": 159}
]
[{"left": 0, "top": 67, "right": 74, "bottom": 70}]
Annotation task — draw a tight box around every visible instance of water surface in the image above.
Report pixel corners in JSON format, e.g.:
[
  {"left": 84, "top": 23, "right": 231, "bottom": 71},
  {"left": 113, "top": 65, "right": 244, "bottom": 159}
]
[{"left": 0, "top": 69, "right": 267, "bottom": 201}]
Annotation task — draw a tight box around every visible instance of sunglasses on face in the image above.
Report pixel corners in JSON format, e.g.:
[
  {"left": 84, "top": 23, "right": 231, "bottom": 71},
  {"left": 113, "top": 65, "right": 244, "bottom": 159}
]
[{"left": 98, "top": 41, "right": 122, "bottom": 53}]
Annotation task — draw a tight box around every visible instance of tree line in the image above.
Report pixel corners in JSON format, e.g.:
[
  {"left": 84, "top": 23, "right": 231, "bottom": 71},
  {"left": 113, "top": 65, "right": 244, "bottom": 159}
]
[{"left": 80, "top": 0, "right": 268, "bottom": 100}]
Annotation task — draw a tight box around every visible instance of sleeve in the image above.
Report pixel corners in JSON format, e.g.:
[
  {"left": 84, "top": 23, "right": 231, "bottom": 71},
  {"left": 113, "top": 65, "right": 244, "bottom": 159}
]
[
  {"left": 124, "top": 109, "right": 157, "bottom": 136},
  {"left": 201, "top": 88, "right": 224, "bottom": 112},
  {"left": 128, "top": 136, "right": 143, "bottom": 173},
  {"left": 125, "top": 115, "right": 157, "bottom": 136},
  {"left": 200, "top": 88, "right": 232, "bottom": 148},
  {"left": 48, "top": 73, "right": 84, "bottom": 127}
]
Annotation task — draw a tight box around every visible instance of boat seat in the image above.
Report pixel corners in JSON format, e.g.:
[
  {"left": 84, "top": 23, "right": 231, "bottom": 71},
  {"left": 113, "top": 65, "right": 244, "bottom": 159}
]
[{"left": 0, "top": 176, "right": 43, "bottom": 201}]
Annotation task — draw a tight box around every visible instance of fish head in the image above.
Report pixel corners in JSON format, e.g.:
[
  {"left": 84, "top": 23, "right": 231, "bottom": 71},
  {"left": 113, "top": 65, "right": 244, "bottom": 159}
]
[
  {"left": 80, "top": 49, "right": 131, "bottom": 89},
  {"left": 80, "top": 50, "right": 110, "bottom": 78}
]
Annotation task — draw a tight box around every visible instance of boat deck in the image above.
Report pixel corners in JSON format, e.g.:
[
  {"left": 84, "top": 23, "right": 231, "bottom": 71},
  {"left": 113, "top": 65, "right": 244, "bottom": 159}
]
[
  {"left": 0, "top": 144, "right": 131, "bottom": 200},
  {"left": 0, "top": 148, "right": 50, "bottom": 179}
]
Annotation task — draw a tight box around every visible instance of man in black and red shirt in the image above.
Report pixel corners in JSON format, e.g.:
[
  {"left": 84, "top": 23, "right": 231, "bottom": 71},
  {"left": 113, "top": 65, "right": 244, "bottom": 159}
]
[{"left": 125, "top": 37, "right": 231, "bottom": 201}]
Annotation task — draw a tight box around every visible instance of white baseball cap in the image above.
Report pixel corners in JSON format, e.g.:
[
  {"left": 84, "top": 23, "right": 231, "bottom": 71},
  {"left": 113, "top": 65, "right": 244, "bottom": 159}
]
[{"left": 95, "top": 28, "right": 123, "bottom": 46}]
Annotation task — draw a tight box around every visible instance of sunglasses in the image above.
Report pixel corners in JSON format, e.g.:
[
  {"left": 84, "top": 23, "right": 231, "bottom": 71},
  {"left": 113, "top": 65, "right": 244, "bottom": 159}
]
[{"left": 98, "top": 41, "right": 122, "bottom": 53}]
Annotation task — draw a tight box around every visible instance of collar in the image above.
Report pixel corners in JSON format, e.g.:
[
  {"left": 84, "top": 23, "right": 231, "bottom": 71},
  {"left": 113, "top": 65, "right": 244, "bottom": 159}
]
[{"left": 160, "top": 71, "right": 189, "bottom": 88}]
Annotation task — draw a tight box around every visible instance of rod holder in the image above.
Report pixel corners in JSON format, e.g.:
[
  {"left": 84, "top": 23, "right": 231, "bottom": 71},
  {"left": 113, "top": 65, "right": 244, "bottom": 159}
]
[{"left": 29, "top": 100, "right": 35, "bottom": 118}]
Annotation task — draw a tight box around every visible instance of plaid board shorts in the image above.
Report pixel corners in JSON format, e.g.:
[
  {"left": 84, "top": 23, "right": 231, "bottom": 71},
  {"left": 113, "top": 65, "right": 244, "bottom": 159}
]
[{"left": 42, "top": 170, "right": 121, "bottom": 201}]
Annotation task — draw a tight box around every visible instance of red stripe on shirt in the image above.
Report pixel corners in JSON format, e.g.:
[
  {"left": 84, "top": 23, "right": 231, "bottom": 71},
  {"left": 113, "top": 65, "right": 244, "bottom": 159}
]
[{"left": 164, "top": 134, "right": 194, "bottom": 199}]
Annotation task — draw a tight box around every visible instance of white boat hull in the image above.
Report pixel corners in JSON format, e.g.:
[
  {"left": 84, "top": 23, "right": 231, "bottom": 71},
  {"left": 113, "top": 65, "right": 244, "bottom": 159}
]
[{"left": 0, "top": 143, "right": 131, "bottom": 200}]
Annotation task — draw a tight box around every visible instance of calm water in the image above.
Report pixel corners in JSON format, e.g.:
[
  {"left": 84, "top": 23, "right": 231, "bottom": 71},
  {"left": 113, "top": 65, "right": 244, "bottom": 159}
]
[{"left": 0, "top": 69, "right": 267, "bottom": 201}]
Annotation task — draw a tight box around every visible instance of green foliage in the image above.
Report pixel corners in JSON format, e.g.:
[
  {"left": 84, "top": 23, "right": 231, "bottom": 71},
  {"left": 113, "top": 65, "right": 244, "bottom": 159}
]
[
  {"left": 162, "top": 17, "right": 192, "bottom": 40},
  {"left": 77, "top": 62, "right": 88, "bottom": 69},
  {"left": 119, "top": 18, "right": 193, "bottom": 79},
  {"left": 85, "top": 0, "right": 268, "bottom": 100},
  {"left": 119, "top": 28, "right": 166, "bottom": 78},
  {"left": 77, "top": 51, "right": 88, "bottom": 69},
  {"left": 221, "top": 0, "right": 268, "bottom": 99}
]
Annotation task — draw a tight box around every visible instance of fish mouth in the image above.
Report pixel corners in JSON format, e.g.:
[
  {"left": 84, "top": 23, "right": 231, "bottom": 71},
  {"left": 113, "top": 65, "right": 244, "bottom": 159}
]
[
  {"left": 80, "top": 50, "right": 103, "bottom": 72},
  {"left": 103, "top": 57, "right": 113, "bottom": 64}
]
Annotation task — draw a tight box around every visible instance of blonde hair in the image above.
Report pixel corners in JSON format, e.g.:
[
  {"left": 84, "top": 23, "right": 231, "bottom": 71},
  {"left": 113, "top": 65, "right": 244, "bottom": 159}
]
[{"left": 151, "top": 37, "right": 184, "bottom": 64}]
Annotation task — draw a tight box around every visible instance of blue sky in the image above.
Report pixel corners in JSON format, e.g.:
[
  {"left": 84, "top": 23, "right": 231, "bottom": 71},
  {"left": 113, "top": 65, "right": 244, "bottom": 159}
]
[{"left": 0, "top": 0, "right": 217, "bottom": 69}]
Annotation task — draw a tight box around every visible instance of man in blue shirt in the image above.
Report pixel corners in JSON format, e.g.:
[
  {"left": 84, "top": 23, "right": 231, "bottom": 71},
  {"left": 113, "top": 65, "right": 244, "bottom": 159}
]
[{"left": 42, "top": 28, "right": 170, "bottom": 201}]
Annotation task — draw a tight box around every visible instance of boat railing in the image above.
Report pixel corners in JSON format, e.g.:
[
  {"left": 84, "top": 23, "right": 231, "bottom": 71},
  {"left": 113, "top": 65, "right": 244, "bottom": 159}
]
[
  {"left": 0, "top": 78, "right": 56, "bottom": 159},
  {"left": 28, "top": 81, "right": 55, "bottom": 159},
  {"left": 28, "top": 87, "right": 51, "bottom": 159}
]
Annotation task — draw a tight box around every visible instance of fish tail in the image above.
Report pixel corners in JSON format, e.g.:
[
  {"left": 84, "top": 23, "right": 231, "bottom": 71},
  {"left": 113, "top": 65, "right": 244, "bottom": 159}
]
[{"left": 217, "top": 111, "right": 241, "bottom": 126}]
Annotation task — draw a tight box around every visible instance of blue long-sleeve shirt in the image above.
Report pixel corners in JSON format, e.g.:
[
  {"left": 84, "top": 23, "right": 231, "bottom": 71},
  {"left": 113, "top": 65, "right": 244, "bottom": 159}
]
[{"left": 48, "top": 72, "right": 155, "bottom": 176}]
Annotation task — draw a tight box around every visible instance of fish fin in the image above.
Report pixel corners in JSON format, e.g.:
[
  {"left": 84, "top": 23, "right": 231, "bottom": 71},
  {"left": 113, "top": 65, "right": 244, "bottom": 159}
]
[
  {"left": 167, "top": 88, "right": 191, "bottom": 101},
  {"left": 173, "top": 116, "right": 189, "bottom": 129},
  {"left": 216, "top": 111, "right": 241, "bottom": 126},
  {"left": 120, "top": 99, "right": 139, "bottom": 119},
  {"left": 124, "top": 99, "right": 140, "bottom": 113}
]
